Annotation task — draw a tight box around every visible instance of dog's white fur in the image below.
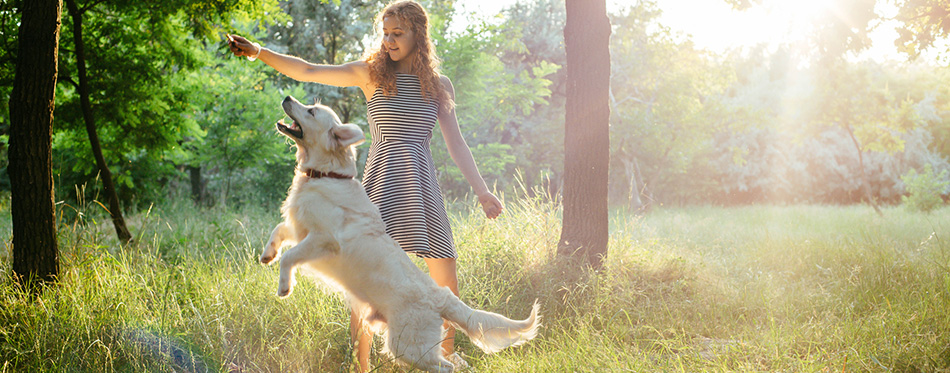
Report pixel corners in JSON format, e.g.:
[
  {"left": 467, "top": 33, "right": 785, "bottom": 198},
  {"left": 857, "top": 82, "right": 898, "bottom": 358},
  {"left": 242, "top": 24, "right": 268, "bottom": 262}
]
[{"left": 261, "top": 96, "right": 540, "bottom": 372}]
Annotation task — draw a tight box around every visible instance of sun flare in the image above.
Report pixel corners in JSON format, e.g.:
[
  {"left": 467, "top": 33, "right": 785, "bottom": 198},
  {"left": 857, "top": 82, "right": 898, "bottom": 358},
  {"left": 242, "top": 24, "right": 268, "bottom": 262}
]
[
  {"left": 767, "top": 0, "right": 831, "bottom": 40},
  {"left": 779, "top": 0, "right": 828, "bottom": 21}
]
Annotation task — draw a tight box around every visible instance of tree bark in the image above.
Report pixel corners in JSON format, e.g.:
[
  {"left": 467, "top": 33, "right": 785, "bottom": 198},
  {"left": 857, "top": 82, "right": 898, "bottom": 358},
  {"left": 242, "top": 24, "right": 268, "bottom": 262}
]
[
  {"left": 558, "top": 0, "right": 611, "bottom": 269},
  {"left": 64, "top": 0, "right": 133, "bottom": 243},
  {"left": 8, "top": 0, "right": 62, "bottom": 289},
  {"left": 188, "top": 165, "right": 203, "bottom": 205}
]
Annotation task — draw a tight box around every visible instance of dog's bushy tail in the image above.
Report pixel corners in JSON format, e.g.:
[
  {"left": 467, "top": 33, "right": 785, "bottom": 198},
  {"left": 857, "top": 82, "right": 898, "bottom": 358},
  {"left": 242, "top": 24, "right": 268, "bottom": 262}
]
[{"left": 440, "top": 289, "right": 540, "bottom": 354}]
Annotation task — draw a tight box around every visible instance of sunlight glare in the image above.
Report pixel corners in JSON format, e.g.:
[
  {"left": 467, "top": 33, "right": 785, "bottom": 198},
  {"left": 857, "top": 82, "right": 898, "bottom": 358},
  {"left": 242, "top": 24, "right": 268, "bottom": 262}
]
[
  {"left": 455, "top": 0, "right": 905, "bottom": 62},
  {"left": 767, "top": 0, "right": 830, "bottom": 42}
]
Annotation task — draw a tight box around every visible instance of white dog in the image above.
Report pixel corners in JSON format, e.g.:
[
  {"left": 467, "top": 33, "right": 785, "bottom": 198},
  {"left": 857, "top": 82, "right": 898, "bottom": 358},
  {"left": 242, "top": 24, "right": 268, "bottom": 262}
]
[{"left": 260, "top": 96, "right": 540, "bottom": 372}]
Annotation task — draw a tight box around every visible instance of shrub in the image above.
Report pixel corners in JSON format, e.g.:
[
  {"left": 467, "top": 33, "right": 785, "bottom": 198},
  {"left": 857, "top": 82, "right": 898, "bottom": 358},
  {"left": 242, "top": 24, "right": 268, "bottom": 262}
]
[{"left": 900, "top": 164, "right": 949, "bottom": 212}]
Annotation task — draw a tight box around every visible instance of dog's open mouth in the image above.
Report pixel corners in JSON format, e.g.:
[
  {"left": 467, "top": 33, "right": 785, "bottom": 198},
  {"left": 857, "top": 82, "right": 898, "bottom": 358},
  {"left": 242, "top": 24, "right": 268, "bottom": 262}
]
[{"left": 276, "top": 118, "right": 304, "bottom": 139}]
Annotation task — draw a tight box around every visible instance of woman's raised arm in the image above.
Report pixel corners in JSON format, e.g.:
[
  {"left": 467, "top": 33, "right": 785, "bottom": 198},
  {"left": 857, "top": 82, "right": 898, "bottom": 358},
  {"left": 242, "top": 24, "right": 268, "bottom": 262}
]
[{"left": 228, "top": 34, "right": 371, "bottom": 92}]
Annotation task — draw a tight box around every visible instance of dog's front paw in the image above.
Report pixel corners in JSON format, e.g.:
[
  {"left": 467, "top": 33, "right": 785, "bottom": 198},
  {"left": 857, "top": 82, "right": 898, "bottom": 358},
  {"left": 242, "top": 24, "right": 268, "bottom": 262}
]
[
  {"left": 277, "top": 284, "right": 294, "bottom": 298},
  {"left": 276, "top": 277, "right": 295, "bottom": 298},
  {"left": 260, "top": 244, "right": 279, "bottom": 265}
]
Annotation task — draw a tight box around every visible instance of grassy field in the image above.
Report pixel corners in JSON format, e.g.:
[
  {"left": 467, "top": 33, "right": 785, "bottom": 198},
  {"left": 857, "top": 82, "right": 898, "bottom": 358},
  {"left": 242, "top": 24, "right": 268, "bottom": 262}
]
[{"left": 1, "top": 196, "right": 948, "bottom": 372}]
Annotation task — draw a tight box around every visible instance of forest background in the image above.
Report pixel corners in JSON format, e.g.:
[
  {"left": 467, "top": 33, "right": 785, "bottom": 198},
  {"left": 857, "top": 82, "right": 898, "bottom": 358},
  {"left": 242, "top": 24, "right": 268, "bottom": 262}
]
[
  {"left": 1, "top": 0, "right": 949, "bottom": 216},
  {"left": 3, "top": 0, "right": 950, "bottom": 371}
]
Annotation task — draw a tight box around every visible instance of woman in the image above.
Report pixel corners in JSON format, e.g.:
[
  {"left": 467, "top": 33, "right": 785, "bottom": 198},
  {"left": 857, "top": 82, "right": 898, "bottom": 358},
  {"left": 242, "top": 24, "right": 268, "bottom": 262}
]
[{"left": 228, "top": 1, "right": 503, "bottom": 370}]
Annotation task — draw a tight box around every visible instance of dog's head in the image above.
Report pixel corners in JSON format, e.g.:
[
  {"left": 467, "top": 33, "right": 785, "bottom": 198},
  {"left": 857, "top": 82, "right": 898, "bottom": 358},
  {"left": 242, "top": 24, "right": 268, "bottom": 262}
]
[{"left": 277, "top": 96, "right": 365, "bottom": 173}]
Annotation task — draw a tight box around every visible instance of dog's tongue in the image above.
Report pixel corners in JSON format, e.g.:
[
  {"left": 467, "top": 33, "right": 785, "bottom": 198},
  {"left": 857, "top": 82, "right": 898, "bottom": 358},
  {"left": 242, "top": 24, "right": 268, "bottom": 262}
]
[{"left": 278, "top": 118, "right": 300, "bottom": 129}]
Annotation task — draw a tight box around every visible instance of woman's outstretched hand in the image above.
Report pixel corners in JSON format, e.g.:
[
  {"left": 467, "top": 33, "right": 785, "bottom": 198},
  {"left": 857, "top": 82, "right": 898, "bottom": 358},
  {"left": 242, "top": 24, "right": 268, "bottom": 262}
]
[
  {"left": 227, "top": 34, "right": 260, "bottom": 59},
  {"left": 478, "top": 192, "right": 504, "bottom": 219}
]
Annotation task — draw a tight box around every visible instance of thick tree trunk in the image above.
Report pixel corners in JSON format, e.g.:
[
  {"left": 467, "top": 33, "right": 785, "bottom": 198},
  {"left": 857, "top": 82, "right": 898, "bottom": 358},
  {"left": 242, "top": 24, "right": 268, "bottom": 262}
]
[
  {"left": 65, "top": 0, "right": 133, "bottom": 243},
  {"left": 558, "top": 0, "right": 611, "bottom": 269},
  {"left": 8, "top": 0, "right": 62, "bottom": 289}
]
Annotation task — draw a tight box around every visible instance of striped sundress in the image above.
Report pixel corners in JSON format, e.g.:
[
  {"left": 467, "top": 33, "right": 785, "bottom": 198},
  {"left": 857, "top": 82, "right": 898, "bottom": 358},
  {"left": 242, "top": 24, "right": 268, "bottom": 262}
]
[{"left": 362, "top": 72, "right": 456, "bottom": 259}]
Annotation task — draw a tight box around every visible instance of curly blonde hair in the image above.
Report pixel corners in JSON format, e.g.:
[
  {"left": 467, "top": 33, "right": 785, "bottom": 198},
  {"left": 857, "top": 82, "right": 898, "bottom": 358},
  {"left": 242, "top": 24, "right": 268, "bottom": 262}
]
[{"left": 363, "top": 1, "right": 454, "bottom": 112}]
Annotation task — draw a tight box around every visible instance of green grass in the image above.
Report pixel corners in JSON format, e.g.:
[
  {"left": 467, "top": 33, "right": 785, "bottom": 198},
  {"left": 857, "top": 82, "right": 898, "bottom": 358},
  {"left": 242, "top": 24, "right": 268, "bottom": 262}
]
[{"left": 1, "top": 197, "right": 949, "bottom": 372}]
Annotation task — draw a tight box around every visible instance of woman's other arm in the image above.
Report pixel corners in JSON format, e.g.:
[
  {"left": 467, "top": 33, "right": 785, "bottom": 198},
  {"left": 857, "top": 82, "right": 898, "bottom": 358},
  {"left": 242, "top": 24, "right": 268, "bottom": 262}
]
[{"left": 437, "top": 75, "right": 504, "bottom": 219}]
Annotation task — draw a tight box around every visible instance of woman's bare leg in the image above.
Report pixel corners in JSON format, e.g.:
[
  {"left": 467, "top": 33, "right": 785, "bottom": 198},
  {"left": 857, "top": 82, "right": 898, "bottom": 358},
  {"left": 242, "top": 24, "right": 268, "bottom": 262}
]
[
  {"left": 423, "top": 257, "right": 460, "bottom": 355},
  {"left": 350, "top": 309, "right": 371, "bottom": 372}
]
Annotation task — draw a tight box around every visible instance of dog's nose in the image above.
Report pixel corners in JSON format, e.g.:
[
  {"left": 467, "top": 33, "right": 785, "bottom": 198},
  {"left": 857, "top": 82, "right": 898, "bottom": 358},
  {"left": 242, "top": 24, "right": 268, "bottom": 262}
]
[{"left": 283, "top": 96, "right": 292, "bottom": 104}]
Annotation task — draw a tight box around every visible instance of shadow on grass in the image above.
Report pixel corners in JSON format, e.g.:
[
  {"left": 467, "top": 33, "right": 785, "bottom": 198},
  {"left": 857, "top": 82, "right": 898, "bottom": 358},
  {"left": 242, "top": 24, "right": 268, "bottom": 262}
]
[{"left": 121, "top": 328, "right": 216, "bottom": 373}]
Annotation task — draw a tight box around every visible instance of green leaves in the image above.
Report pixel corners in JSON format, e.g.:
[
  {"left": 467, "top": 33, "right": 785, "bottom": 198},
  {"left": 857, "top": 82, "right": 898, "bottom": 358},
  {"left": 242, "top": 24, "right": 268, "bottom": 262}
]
[
  {"left": 6, "top": 0, "right": 950, "bottom": 209},
  {"left": 894, "top": 0, "right": 950, "bottom": 59},
  {"left": 44, "top": 0, "right": 292, "bottom": 207},
  {"left": 433, "top": 3, "right": 562, "bottom": 196},
  {"left": 608, "top": 2, "right": 735, "bottom": 203},
  {"left": 901, "top": 163, "right": 950, "bottom": 212}
]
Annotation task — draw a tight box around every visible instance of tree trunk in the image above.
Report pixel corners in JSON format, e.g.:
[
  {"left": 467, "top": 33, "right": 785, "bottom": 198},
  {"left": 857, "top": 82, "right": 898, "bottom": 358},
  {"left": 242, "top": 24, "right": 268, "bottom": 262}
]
[
  {"left": 188, "top": 165, "right": 203, "bottom": 205},
  {"left": 846, "top": 125, "right": 883, "bottom": 216},
  {"left": 558, "top": 0, "right": 611, "bottom": 269},
  {"left": 624, "top": 157, "right": 644, "bottom": 211},
  {"left": 618, "top": 150, "right": 643, "bottom": 211},
  {"left": 633, "top": 156, "right": 652, "bottom": 211},
  {"left": 64, "top": 0, "right": 133, "bottom": 243},
  {"left": 8, "top": 0, "right": 62, "bottom": 290}
]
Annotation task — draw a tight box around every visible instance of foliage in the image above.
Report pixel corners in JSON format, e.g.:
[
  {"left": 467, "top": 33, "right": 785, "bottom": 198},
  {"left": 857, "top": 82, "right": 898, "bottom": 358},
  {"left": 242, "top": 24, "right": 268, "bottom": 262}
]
[
  {"left": 433, "top": 1, "right": 562, "bottom": 198},
  {"left": 0, "top": 3, "right": 22, "bottom": 192},
  {"left": 172, "top": 44, "right": 306, "bottom": 208},
  {"left": 689, "top": 50, "right": 950, "bottom": 205},
  {"left": 725, "top": 0, "right": 950, "bottom": 62},
  {"left": 607, "top": 1, "right": 735, "bottom": 207},
  {"left": 812, "top": 62, "right": 919, "bottom": 151},
  {"left": 894, "top": 0, "right": 950, "bottom": 60},
  {"left": 7, "top": 0, "right": 950, "bottom": 209},
  {"left": 0, "top": 0, "right": 18, "bottom": 136},
  {"left": 52, "top": 8, "right": 204, "bottom": 205},
  {"left": 723, "top": 0, "right": 877, "bottom": 60},
  {"left": 41, "top": 0, "right": 285, "bottom": 208},
  {"left": 696, "top": 125, "right": 950, "bottom": 204},
  {"left": 901, "top": 163, "right": 950, "bottom": 212},
  {"left": 261, "top": 0, "right": 383, "bottom": 127},
  {"left": 909, "top": 66, "right": 950, "bottom": 161}
]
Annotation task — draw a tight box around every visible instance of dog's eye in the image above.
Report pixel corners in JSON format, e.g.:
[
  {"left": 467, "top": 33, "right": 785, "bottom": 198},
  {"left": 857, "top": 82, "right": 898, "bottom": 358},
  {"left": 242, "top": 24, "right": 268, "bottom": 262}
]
[{"left": 308, "top": 108, "right": 316, "bottom": 116}]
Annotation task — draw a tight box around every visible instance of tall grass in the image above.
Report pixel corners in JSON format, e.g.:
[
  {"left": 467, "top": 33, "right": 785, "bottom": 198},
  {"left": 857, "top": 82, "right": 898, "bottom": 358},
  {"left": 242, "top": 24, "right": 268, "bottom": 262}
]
[{"left": 1, "top": 196, "right": 948, "bottom": 372}]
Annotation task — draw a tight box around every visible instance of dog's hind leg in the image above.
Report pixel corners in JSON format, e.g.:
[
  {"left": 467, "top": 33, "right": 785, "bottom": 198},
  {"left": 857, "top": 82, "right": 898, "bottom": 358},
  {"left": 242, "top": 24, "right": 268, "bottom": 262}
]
[
  {"left": 276, "top": 233, "right": 340, "bottom": 298},
  {"left": 261, "top": 222, "right": 294, "bottom": 265}
]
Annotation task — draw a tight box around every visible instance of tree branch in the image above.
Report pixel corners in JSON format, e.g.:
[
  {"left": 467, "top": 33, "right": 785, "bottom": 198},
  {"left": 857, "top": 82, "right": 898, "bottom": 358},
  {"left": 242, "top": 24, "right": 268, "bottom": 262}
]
[
  {"left": 59, "top": 75, "right": 80, "bottom": 89},
  {"left": 80, "top": 0, "right": 107, "bottom": 14}
]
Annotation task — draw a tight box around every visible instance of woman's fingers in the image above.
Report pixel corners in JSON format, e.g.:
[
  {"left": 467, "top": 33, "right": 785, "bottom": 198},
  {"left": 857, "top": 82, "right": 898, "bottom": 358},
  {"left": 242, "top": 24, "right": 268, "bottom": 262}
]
[
  {"left": 226, "top": 34, "right": 251, "bottom": 56},
  {"left": 480, "top": 195, "right": 503, "bottom": 219},
  {"left": 484, "top": 207, "right": 496, "bottom": 219}
]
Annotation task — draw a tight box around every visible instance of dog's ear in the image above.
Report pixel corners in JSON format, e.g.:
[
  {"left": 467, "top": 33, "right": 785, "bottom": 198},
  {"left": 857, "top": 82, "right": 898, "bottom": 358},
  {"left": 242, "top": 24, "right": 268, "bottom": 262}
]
[{"left": 332, "top": 124, "right": 365, "bottom": 148}]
